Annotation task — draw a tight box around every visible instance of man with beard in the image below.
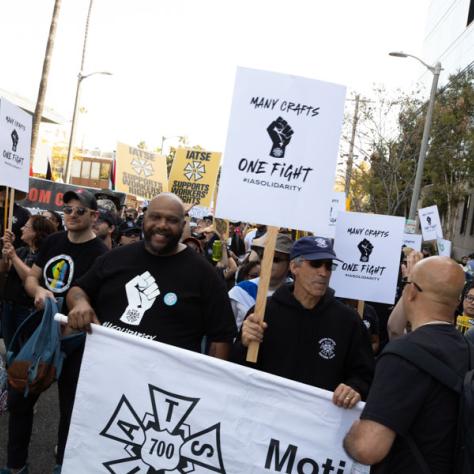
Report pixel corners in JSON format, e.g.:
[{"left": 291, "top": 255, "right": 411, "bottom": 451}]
[{"left": 66, "top": 193, "right": 236, "bottom": 359}]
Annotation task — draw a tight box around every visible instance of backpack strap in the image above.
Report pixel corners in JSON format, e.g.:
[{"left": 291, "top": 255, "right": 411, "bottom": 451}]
[
  {"left": 403, "top": 436, "right": 433, "bottom": 474},
  {"left": 382, "top": 341, "right": 462, "bottom": 393}
]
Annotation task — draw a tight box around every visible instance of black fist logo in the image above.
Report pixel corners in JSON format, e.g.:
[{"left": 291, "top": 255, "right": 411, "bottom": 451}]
[
  {"left": 357, "top": 238, "right": 374, "bottom": 263},
  {"left": 267, "top": 117, "right": 294, "bottom": 158},
  {"left": 426, "top": 216, "right": 432, "bottom": 226},
  {"left": 11, "top": 129, "right": 19, "bottom": 152}
]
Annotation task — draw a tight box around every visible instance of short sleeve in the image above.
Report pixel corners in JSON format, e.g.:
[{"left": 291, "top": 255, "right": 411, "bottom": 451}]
[
  {"left": 74, "top": 253, "right": 107, "bottom": 302},
  {"left": 202, "top": 267, "right": 237, "bottom": 343},
  {"left": 361, "top": 354, "right": 431, "bottom": 435}
]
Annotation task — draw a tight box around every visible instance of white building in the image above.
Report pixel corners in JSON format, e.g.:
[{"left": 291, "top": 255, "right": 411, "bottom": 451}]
[{"left": 422, "top": 0, "right": 474, "bottom": 258}]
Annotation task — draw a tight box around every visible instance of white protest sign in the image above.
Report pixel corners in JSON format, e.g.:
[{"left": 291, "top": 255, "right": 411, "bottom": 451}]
[
  {"left": 0, "top": 97, "right": 32, "bottom": 192},
  {"left": 326, "top": 191, "right": 346, "bottom": 238},
  {"left": 63, "top": 325, "right": 368, "bottom": 474},
  {"left": 437, "top": 238, "right": 452, "bottom": 257},
  {"left": 418, "top": 205, "right": 443, "bottom": 240},
  {"left": 331, "top": 211, "right": 405, "bottom": 304},
  {"left": 188, "top": 205, "right": 211, "bottom": 220},
  {"left": 215, "top": 67, "right": 346, "bottom": 234},
  {"left": 402, "top": 233, "right": 422, "bottom": 252}
]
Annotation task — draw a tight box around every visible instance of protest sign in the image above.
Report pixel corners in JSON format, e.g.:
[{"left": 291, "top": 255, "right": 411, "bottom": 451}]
[
  {"left": 115, "top": 142, "right": 168, "bottom": 200},
  {"left": 18, "top": 177, "right": 126, "bottom": 214},
  {"left": 188, "top": 205, "right": 212, "bottom": 220},
  {"left": 326, "top": 191, "right": 346, "bottom": 238},
  {"left": 169, "top": 148, "right": 221, "bottom": 207},
  {"left": 0, "top": 97, "right": 32, "bottom": 193},
  {"left": 215, "top": 67, "right": 346, "bottom": 235},
  {"left": 62, "top": 323, "right": 368, "bottom": 474},
  {"left": 437, "top": 238, "right": 452, "bottom": 257},
  {"left": 331, "top": 211, "right": 405, "bottom": 304},
  {"left": 418, "top": 205, "right": 443, "bottom": 241},
  {"left": 402, "top": 233, "right": 422, "bottom": 252}
]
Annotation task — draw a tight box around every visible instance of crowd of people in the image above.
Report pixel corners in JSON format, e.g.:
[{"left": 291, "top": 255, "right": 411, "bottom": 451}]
[{"left": 0, "top": 186, "right": 473, "bottom": 473}]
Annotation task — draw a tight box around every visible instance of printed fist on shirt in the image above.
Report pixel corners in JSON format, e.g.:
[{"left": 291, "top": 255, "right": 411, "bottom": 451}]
[
  {"left": 267, "top": 117, "right": 294, "bottom": 158},
  {"left": 120, "top": 271, "right": 160, "bottom": 326}
]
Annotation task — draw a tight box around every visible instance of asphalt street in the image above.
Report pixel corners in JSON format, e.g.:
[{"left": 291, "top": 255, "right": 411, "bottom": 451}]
[{"left": 0, "top": 342, "right": 59, "bottom": 474}]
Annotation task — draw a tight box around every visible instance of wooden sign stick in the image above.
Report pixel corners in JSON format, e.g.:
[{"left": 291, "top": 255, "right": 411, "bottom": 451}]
[
  {"left": 3, "top": 187, "right": 9, "bottom": 235},
  {"left": 246, "top": 225, "right": 279, "bottom": 363},
  {"left": 357, "top": 300, "right": 365, "bottom": 319},
  {"left": 7, "top": 188, "right": 15, "bottom": 232}
]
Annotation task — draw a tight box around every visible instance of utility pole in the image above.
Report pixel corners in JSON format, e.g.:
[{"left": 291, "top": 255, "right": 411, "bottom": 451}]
[{"left": 344, "top": 94, "right": 360, "bottom": 196}]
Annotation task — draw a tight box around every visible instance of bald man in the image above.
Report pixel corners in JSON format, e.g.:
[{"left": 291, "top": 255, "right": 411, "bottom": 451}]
[
  {"left": 344, "top": 257, "right": 470, "bottom": 473},
  {"left": 67, "top": 193, "right": 236, "bottom": 358}
]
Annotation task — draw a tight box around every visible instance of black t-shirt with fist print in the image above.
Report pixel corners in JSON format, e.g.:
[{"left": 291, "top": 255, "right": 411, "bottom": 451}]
[
  {"left": 75, "top": 241, "right": 237, "bottom": 352},
  {"left": 35, "top": 231, "right": 108, "bottom": 298}
]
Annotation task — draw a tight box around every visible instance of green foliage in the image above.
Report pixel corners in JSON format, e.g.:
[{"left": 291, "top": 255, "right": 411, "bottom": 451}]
[{"left": 346, "top": 69, "right": 473, "bottom": 238}]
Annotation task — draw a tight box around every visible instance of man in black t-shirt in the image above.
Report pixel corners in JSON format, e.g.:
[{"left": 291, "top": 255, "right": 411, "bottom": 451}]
[
  {"left": 344, "top": 256, "right": 469, "bottom": 473},
  {"left": 67, "top": 192, "right": 236, "bottom": 358},
  {"left": 3, "top": 189, "right": 109, "bottom": 474}
]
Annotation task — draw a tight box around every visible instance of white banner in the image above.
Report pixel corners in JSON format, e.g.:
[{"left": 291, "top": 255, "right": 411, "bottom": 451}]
[
  {"left": 215, "top": 67, "right": 346, "bottom": 234},
  {"left": 331, "top": 211, "right": 405, "bottom": 304},
  {"left": 402, "top": 233, "right": 422, "bottom": 252},
  {"left": 418, "top": 205, "right": 443, "bottom": 241},
  {"left": 0, "top": 97, "right": 32, "bottom": 192},
  {"left": 437, "top": 238, "right": 452, "bottom": 257},
  {"left": 63, "top": 325, "right": 368, "bottom": 473}
]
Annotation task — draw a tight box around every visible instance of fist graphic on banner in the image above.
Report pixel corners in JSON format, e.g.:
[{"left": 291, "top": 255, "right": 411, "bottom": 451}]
[
  {"left": 357, "top": 238, "right": 374, "bottom": 263},
  {"left": 267, "top": 116, "right": 294, "bottom": 158},
  {"left": 11, "top": 129, "right": 19, "bottom": 152},
  {"left": 120, "top": 271, "right": 160, "bottom": 326}
]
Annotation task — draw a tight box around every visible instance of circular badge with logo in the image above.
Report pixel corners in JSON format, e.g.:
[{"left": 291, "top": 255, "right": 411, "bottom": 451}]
[
  {"left": 163, "top": 292, "right": 178, "bottom": 306},
  {"left": 43, "top": 254, "right": 74, "bottom": 293}
]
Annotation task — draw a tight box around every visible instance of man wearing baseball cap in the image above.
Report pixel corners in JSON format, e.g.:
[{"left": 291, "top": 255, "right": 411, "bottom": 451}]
[
  {"left": 8, "top": 188, "right": 109, "bottom": 473},
  {"left": 228, "top": 232, "right": 293, "bottom": 329},
  {"left": 232, "top": 236, "right": 374, "bottom": 408}
]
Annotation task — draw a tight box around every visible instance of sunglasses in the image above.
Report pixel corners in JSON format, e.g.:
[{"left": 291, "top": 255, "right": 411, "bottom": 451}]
[
  {"left": 307, "top": 260, "right": 337, "bottom": 271},
  {"left": 63, "top": 205, "right": 89, "bottom": 216},
  {"left": 123, "top": 230, "right": 141, "bottom": 238},
  {"left": 403, "top": 280, "right": 423, "bottom": 292}
]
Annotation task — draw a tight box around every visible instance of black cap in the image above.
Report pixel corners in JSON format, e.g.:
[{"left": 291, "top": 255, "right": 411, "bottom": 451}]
[
  {"left": 97, "top": 209, "right": 116, "bottom": 226},
  {"left": 63, "top": 189, "right": 98, "bottom": 210},
  {"left": 119, "top": 220, "right": 141, "bottom": 235},
  {"left": 94, "top": 189, "right": 121, "bottom": 211}
]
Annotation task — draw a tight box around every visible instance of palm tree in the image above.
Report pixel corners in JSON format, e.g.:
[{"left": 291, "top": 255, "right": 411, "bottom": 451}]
[{"left": 30, "top": 0, "right": 62, "bottom": 171}]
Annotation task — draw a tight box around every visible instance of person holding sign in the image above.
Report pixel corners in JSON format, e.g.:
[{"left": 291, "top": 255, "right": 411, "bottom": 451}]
[
  {"left": 344, "top": 257, "right": 469, "bottom": 472},
  {"left": 232, "top": 236, "right": 374, "bottom": 408}
]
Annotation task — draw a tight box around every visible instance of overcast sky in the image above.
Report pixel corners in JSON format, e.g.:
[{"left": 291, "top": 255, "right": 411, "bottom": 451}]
[{"left": 1, "top": 0, "right": 431, "bottom": 153}]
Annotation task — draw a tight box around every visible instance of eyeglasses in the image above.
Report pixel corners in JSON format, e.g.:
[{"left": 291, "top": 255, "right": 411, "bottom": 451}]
[
  {"left": 63, "top": 205, "right": 89, "bottom": 216},
  {"left": 307, "top": 260, "right": 337, "bottom": 271},
  {"left": 404, "top": 280, "right": 423, "bottom": 292},
  {"left": 465, "top": 295, "right": 474, "bottom": 303}
]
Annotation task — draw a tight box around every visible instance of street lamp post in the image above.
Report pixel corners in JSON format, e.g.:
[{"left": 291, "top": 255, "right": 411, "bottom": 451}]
[
  {"left": 389, "top": 52, "right": 442, "bottom": 221},
  {"left": 63, "top": 71, "right": 112, "bottom": 183}
]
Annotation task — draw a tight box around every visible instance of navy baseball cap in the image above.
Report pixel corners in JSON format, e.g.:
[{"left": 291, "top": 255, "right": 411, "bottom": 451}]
[
  {"left": 97, "top": 209, "right": 116, "bottom": 226},
  {"left": 119, "top": 220, "right": 141, "bottom": 235},
  {"left": 63, "top": 189, "right": 98, "bottom": 210},
  {"left": 290, "top": 236, "right": 341, "bottom": 261}
]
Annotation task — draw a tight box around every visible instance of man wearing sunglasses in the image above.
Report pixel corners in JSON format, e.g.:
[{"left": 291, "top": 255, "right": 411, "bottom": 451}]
[
  {"left": 228, "top": 233, "right": 293, "bottom": 329},
  {"left": 118, "top": 220, "right": 142, "bottom": 246},
  {"left": 233, "top": 236, "right": 374, "bottom": 409},
  {"left": 344, "top": 257, "right": 470, "bottom": 472},
  {"left": 13, "top": 189, "right": 109, "bottom": 474}
]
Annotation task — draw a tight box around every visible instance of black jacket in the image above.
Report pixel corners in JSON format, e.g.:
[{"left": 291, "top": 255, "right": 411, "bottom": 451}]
[{"left": 231, "top": 284, "right": 375, "bottom": 399}]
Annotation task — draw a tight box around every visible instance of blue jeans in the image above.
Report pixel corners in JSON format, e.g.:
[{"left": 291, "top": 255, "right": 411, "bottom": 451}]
[{"left": 1, "top": 301, "right": 33, "bottom": 351}]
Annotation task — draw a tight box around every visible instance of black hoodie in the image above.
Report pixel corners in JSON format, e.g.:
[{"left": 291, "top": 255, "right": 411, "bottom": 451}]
[{"left": 231, "top": 284, "right": 375, "bottom": 399}]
